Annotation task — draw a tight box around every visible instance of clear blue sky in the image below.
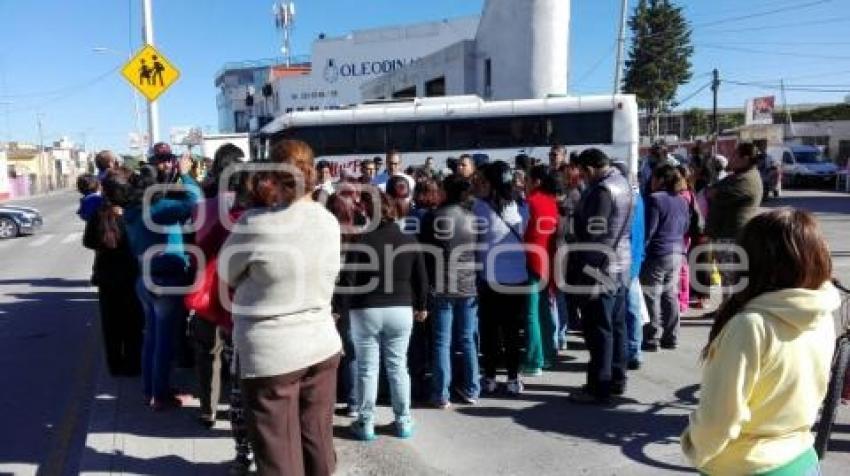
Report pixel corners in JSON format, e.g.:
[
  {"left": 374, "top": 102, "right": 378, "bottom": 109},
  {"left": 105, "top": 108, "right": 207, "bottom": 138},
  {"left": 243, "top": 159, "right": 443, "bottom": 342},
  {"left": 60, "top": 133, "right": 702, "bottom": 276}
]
[{"left": 1, "top": 0, "right": 848, "bottom": 153}]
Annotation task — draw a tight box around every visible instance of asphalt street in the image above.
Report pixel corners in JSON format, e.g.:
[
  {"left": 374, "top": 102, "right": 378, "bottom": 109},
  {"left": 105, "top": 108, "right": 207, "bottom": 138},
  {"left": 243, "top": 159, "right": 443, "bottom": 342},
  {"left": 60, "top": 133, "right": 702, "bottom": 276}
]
[
  {"left": 0, "top": 188, "right": 848, "bottom": 475},
  {"left": 0, "top": 191, "right": 98, "bottom": 476}
]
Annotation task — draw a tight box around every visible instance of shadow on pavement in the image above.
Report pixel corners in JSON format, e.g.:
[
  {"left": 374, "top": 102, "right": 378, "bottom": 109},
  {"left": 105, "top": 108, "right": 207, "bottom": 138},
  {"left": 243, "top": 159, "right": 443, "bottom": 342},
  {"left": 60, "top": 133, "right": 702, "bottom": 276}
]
[
  {"left": 0, "top": 278, "right": 92, "bottom": 288},
  {"left": 79, "top": 447, "right": 230, "bottom": 476},
  {"left": 0, "top": 288, "right": 98, "bottom": 474},
  {"left": 457, "top": 384, "right": 699, "bottom": 474},
  {"left": 764, "top": 195, "right": 850, "bottom": 215}
]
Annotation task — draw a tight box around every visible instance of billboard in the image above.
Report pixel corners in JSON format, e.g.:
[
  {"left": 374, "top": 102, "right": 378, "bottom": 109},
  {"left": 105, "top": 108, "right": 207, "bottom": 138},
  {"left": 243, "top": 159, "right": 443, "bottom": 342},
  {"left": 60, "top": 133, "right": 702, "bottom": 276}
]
[{"left": 745, "top": 96, "right": 775, "bottom": 125}]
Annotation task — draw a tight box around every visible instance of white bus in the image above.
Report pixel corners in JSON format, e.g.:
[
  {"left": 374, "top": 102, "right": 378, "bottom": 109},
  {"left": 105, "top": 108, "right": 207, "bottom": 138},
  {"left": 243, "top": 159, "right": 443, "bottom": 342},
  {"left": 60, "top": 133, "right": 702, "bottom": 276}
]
[{"left": 256, "top": 94, "right": 639, "bottom": 176}]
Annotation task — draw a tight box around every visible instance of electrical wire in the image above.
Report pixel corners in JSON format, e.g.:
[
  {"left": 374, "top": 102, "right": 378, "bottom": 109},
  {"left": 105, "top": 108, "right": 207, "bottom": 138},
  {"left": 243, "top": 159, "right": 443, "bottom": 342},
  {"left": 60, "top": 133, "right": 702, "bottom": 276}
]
[
  {"left": 724, "top": 80, "right": 850, "bottom": 93},
  {"left": 694, "top": 16, "right": 850, "bottom": 34},
  {"left": 673, "top": 82, "right": 713, "bottom": 107},
  {"left": 699, "top": 44, "right": 850, "bottom": 61},
  {"left": 570, "top": 41, "right": 617, "bottom": 88},
  {"left": 691, "top": 0, "right": 832, "bottom": 29},
  {"left": 3, "top": 65, "right": 123, "bottom": 114}
]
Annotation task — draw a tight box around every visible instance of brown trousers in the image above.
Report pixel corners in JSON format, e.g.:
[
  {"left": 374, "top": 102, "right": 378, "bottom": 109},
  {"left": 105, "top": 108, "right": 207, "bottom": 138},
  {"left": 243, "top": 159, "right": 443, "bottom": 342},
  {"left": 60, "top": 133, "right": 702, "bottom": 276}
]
[{"left": 241, "top": 354, "right": 341, "bottom": 476}]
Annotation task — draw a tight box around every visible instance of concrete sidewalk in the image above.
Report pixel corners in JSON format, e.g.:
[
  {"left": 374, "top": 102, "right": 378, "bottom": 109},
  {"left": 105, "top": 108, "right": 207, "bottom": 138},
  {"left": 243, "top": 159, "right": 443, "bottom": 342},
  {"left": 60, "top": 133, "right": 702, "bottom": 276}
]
[{"left": 79, "top": 363, "right": 438, "bottom": 475}]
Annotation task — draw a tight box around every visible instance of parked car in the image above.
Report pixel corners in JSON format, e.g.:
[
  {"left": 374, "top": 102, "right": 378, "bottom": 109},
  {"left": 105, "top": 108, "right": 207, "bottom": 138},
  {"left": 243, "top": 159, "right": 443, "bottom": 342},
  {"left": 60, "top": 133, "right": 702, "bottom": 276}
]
[
  {"left": 768, "top": 144, "right": 839, "bottom": 187},
  {"left": 0, "top": 205, "right": 44, "bottom": 239}
]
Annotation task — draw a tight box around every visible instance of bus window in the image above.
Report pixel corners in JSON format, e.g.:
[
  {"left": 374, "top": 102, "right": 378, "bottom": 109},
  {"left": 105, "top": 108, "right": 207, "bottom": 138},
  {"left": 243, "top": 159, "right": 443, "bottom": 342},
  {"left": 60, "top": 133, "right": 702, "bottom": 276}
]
[
  {"left": 417, "top": 122, "right": 446, "bottom": 151},
  {"left": 283, "top": 127, "right": 324, "bottom": 155},
  {"left": 387, "top": 123, "right": 417, "bottom": 151},
  {"left": 510, "top": 116, "right": 546, "bottom": 146},
  {"left": 446, "top": 120, "right": 479, "bottom": 150},
  {"left": 356, "top": 124, "right": 387, "bottom": 154},
  {"left": 479, "top": 118, "right": 514, "bottom": 148},
  {"left": 323, "top": 126, "right": 356, "bottom": 155},
  {"left": 547, "top": 111, "right": 613, "bottom": 146}
]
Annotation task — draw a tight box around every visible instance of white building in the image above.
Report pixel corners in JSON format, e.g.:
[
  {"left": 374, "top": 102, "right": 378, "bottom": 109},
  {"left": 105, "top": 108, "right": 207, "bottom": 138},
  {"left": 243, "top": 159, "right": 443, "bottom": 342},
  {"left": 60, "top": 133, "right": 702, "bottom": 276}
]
[
  {"left": 275, "top": 16, "right": 479, "bottom": 113},
  {"left": 361, "top": 0, "right": 570, "bottom": 102},
  {"left": 215, "top": 16, "right": 479, "bottom": 133},
  {"left": 216, "top": 0, "right": 572, "bottom": 134}
]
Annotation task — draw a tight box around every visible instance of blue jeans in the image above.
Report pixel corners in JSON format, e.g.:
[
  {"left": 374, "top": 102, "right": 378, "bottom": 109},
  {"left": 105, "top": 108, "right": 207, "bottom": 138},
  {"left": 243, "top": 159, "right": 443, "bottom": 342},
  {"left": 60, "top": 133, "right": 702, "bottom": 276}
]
[
  {"left": 135, "top": 278, "right": 183, "bottom": 400},
  {"left": 554, "top": 289, "right": 569, "bottom": 348},
  {"left": 350, "top": 306, "right": 413, "bottom": 424},
  {"left": 626, "top": 277, "right": 643, "bottom": 363},
  {"left": 431, "top": 296, "right": 480, "bottom": 404}
]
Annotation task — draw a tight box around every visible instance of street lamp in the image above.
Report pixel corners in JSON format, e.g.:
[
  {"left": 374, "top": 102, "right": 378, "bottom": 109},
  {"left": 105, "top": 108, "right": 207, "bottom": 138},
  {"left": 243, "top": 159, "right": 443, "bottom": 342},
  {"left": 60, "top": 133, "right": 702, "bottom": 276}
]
[{"left": 92, "top": 47, "right": 143, "bottom": 149}]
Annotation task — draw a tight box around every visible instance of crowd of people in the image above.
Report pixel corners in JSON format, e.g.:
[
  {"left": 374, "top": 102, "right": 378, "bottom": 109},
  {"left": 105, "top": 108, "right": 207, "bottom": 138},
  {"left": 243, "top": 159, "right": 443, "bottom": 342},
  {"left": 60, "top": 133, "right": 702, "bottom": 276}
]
[{"left": 74, "top": 138, "right": 840, "bottom": 476}]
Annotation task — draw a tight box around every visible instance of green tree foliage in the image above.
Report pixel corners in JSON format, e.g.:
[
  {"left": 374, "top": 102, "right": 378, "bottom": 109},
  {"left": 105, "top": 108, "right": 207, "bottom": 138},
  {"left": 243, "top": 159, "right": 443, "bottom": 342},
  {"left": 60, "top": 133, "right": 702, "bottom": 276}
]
[
  {"left": 623, "top": 0, "right": 694, "bottom": 140},
  {"left": 778, "top": 103, "right": 850, "bottom": 123},
  {"left": 683, "top": 107, "right": 709, "bottom": 139},
  {"left": 718, "top": 112, "right": 745, "bottom": 132}
]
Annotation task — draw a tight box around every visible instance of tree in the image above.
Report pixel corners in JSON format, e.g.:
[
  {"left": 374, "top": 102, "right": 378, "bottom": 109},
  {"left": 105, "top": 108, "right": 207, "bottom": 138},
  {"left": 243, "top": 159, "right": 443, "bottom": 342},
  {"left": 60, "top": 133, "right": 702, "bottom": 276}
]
[
  {"left": 683, "top": 108, "right": 709, "bottom": 139},
  {"left": 623, "top": 0, "right": 694, "bottom": 141}
]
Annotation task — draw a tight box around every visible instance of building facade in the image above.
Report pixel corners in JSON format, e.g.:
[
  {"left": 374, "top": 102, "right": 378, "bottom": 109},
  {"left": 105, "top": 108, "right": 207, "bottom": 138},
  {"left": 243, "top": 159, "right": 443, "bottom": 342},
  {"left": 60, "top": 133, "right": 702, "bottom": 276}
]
[
  {"left": 215, "top": 16, "right": 479, "bottom": 133},
  {"left": 361, "top": 0, "right": 570, "bottom": 102}
]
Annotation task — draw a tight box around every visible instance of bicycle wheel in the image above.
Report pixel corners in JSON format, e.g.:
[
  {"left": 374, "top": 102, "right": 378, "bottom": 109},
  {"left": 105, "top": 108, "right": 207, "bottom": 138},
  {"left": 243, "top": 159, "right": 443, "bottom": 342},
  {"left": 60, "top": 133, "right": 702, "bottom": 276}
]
[{"left": 814, "top": 336, "right": 850, "bottom": 459}]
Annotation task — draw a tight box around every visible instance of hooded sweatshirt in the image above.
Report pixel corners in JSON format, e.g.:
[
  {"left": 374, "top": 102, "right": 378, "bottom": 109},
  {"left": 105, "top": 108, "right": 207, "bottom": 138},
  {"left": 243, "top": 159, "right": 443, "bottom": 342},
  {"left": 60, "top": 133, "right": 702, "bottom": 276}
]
[{"left": 681, "top": 283, "right": 840, "bottom": 476}]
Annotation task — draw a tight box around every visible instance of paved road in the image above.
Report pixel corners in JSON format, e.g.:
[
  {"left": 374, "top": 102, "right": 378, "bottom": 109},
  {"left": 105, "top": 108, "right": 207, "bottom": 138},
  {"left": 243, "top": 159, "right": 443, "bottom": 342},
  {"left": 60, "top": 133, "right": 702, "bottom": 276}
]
[
  {"left": 0, "top": 191, "right": 99, "bottom": 476},
  {"left": 1, "top": 189, "right": 848, "bottom": 475}
]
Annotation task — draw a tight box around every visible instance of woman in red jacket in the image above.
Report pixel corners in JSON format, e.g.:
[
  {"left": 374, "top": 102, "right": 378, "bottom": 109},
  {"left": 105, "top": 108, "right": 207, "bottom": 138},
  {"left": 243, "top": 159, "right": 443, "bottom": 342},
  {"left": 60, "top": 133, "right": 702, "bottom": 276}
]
[{"left": 522, "top": 165, "right": 561, "bottom": 376}]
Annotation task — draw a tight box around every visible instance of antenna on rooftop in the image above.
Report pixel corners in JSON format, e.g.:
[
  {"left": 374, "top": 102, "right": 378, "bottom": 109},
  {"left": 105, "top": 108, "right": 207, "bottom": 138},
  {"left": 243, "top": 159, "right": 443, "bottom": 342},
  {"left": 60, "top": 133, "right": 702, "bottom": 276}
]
[{"left": 273, "top": 1, "right": 296, "bottom": 67}]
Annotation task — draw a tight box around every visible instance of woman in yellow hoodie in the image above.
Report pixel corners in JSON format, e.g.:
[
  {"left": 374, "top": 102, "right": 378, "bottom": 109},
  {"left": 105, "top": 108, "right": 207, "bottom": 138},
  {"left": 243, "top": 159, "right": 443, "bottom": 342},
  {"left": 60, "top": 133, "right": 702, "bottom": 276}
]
[{"left": 681, "top": 208, "right": 841, "bottom": 476}]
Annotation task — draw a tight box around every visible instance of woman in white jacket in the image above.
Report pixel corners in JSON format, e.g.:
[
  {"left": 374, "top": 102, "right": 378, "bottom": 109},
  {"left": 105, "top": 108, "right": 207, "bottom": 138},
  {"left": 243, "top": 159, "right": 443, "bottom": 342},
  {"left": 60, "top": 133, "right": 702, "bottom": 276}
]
[{"left": 681, "top": 208, "right": 840, "bottom": 476}]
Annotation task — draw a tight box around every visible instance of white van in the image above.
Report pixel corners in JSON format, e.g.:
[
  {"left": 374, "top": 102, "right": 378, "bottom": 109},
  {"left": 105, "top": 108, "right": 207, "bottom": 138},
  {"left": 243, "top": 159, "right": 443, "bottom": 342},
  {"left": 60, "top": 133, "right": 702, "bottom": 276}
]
[{"left": 766, "top": 144, "right": 838, "bottom": 187}]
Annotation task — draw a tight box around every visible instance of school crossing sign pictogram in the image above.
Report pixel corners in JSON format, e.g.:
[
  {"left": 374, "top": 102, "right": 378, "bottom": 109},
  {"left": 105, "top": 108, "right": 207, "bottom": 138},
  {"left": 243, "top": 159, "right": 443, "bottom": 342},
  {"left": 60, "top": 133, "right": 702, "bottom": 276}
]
[{"left": 121, "top": 44, "right": 180, "bottom": 102}]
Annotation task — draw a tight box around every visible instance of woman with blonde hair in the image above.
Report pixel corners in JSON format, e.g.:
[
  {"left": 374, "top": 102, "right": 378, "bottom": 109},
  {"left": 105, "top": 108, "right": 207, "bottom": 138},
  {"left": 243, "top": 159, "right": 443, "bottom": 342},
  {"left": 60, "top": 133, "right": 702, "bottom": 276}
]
[
  {"left": 221, "top": 140, "right": 342, "bottom": 475},
  {"left": 682, "top": 208, "right": 839, "bottom": 476}
]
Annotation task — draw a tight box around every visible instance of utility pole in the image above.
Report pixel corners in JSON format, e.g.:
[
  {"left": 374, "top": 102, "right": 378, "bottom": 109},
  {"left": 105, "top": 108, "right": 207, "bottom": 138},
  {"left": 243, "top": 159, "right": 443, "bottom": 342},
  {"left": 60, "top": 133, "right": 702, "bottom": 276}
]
[
  {"left": 711, "top": 69, "right": 720, "bottom": 155},
  {"left": 613, "top": 0, "right": 629, "bottom": 96},
  {"left": 142, "top": 0, "right": 159, "bottom": 148},
  {"left": 780, "top": 79, "right": 795, "bottom": 140},
  {"left": 36, "top": 113, "right": 48, "bottom": 192}
]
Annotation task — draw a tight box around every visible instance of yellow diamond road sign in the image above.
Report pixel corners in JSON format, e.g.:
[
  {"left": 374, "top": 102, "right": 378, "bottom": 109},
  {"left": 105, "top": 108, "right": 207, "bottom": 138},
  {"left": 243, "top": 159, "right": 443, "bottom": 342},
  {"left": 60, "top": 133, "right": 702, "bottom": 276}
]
[{"left": 121, "top": 44, "right": 180, "bottom": 102}]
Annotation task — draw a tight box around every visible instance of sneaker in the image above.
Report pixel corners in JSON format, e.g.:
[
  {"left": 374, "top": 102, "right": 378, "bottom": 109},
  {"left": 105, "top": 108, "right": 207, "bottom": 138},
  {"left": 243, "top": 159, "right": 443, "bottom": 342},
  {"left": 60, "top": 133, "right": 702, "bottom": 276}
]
[
  {"left": 627, "top": 359, "right": 641, "bottom": 371},
  {"left": 506, "top": 379, "right": 524, "bottom": 396},
  {"left": 660, "top": 341, "right": 678, "bottom": 350},
  {"left": 558, "top": 340, "right": 569, "bottom": 351},
  {"left": 455, "top": 388, "right": 478, "bottom": 405},
  {"left": 430, "top": 400, "right": 451, "bottom": 410},
  {"left": 522, "top": 368, "right": 543, "bottom": 377},
  {"left": 346, "top": 406, "right": 359, "bottom": 418},
  {"left": 395, "top": 418, "right": 414, "bottom": 439},
  {"left": 350, "top": 419, "right": 376, "bottom": 441},
  {"left": 641, "top": 341, "right": 659, "bottom": 352},
  {"left": 483, "top": 378, "right": 499, "bottom": 394}
]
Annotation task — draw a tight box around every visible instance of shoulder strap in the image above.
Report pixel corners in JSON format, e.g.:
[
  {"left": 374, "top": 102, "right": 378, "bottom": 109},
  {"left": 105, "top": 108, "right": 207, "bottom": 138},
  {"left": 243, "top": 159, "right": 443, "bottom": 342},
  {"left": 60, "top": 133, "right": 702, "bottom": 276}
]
[{"left": 485, "top": 201, "right": 524, "bottom": 243}]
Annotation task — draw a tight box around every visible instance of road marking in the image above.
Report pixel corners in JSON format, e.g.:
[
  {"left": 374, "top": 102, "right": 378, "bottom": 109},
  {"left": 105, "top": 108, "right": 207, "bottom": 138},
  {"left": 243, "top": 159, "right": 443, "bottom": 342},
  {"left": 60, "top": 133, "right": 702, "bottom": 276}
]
[
  {"left": 61, "top": 232, "right": 82, "bottom": 245},
  {"left": 28, "top": 234, "right": 54, "bottom": 248}
]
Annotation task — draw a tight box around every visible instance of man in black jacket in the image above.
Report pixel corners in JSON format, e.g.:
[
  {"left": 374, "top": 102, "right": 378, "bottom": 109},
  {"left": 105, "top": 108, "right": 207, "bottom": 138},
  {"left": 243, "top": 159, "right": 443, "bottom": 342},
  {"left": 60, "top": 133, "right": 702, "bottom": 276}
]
[{"left": 568, "top": 149, "right": 633, "bottom": 405}]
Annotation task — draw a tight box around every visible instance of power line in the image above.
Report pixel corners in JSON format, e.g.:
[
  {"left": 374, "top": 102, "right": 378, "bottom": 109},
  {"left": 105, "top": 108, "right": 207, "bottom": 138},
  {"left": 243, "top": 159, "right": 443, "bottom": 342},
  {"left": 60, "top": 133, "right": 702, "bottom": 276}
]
[
  {"left": 3, "top": 66, "right": 122, "bottom": 114},
  {"left": 570, "top": 41, "right": 617, "bottom": 88},
  {"left": 699, "top": 44, "right": 850, "bottom": 61},
  {"left": 0, "top": 65, "right": 123, "bottom": 99},
  {"left": 724, "top": 80, "right": 850, "bottom": 93},
  {"left": 692, "top": 0, "right": 832, "bottom": 28},
  {"left": 695, "top": 16, "right": 850, "bottom": 34},
  {"left": 673, "top": 82, "right": 713, "bottom": 108}
]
